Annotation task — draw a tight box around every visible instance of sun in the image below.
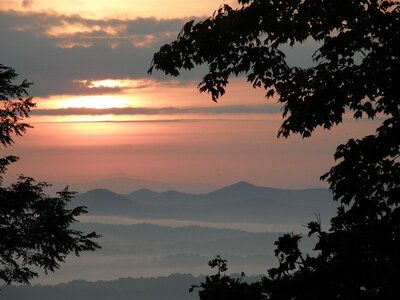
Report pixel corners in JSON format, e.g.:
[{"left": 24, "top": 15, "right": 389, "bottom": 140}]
[
  {"left": 60, "top": 95, "right": 130, "bottom": 109},
  {"left": 35, "top": 94, "right": 133, "bottom": 123}
]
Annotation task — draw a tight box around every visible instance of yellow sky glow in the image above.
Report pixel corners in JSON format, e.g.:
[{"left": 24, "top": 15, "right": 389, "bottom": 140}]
[
  {"left": 0, "top": 0, "right": 234, "bottom": 19},
  {"left": 40, "top": 94, "right": 131, "bottom": 109},
  {"left": 31, "top": 79, "right": 281, "bottom": 122},
  {"left": 45, "top": 22, "right": 125, "bottom": 37},
  {"left": 80, "top": 79, "right": 139, "bottom": 89}
]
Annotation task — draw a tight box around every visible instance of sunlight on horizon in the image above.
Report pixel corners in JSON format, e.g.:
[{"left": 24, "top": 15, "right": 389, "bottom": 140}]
[{"left": 58, "top": 95, "right": 130, "bottom": 109}]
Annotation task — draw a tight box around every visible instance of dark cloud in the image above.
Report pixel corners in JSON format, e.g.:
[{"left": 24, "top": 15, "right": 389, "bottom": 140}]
[
  {"left": 0, "top": 10, "right": 316, "bottom": 98},
  {"left": 31, "top": 104, "right": 281, "bottom": 116},
  {"left": 0, "top": 10, "right": 206, "bottom": 97},
  {"left": 1, "top": 10, "right": 184, "bottom": 43}
]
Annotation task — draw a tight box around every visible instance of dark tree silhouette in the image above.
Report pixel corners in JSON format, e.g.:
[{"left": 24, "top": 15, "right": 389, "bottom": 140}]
[
  {"left": 150, "top": 0, "right": 399, "bottom": 298},
  {"left": 190, "top": 255, "right": 263, "bottom": 300},
  {"left": 0, "top": 64, "right": 100, "bottom": 285}
]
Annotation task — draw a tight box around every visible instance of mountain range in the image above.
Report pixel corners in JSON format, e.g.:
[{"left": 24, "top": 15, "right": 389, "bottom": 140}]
[
  {"left": 71, "top": 181, "right": 336, "bottom": 224},
  {"left": 43, "top": 177, "right": 218, "bottom": 195}
]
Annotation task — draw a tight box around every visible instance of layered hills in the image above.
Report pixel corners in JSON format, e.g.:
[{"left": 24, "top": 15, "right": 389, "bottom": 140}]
[{"left": 71, "top": 181, "right": 335, "bottom": 224}]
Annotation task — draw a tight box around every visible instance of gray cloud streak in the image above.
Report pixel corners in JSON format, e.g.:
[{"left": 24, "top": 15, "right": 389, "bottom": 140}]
[{"left": 31, "top": 105, "right": 281, "bottom": 116}]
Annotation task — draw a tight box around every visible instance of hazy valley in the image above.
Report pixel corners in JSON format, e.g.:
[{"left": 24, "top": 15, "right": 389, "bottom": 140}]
[{"left": 3, "top": 180, "right": 336, "bottom": 299}]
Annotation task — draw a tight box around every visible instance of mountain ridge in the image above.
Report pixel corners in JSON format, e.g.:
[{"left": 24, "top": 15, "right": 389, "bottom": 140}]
[
  {"left": 72, "top": 181, "right": 335, "bottom": 223},
  {"left": 48, "top": 177, "right": 219, "bottom": 195}
]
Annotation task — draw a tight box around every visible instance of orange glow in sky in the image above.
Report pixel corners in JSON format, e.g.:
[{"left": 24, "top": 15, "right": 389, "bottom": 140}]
[
  {"left": 0, "top": 0, "right": 234, "bottom": 19},
  {"left": 80, "top": 79, "right": 142, "bottom": 89},
  {"left": 52, "top": 95, "right": 131, "bottom": 109},
  {"left": 45, "top": 22, "right": 125, "bottom": 37}
]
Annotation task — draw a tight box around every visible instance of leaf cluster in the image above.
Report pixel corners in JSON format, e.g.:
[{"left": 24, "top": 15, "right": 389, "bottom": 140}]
[
  {"left": 0, "top": 64, "right": 35, "bottom": 147},
  {"left": 190, "top": 255, "right": 263, "bottom": 300},
  {"left": 0, "top": 177, "right": 100, "bottom": 284}
]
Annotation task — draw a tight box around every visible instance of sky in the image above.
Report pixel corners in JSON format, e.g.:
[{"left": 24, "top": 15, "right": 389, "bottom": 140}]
[{"left": 0, "top": 0, "right": 377, "bottom": 190}]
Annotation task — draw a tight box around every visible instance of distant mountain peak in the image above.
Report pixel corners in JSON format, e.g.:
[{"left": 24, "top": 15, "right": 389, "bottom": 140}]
[
  {"left": 211, "top": 181, "right": 259, "bottom": 194},
  {"left": 229, "top": 181, "right": 256, "bottom": 188}
]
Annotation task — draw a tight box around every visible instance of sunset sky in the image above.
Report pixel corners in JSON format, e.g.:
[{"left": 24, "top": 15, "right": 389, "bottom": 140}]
[{"left": 0, "top": 0, "right": 377, "bottom": 190}]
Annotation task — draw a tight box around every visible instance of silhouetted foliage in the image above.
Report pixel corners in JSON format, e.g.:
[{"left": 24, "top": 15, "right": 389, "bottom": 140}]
[
  {"left": 150, "top": 0, "right": 399, "bottom": 298},
  {"left": 190, "top": 256, "right": 263, "bottom": 300},
  {"left": 0, "top": 65, "right": 100, "bottom": 285},
  {"left": 0, "top": 64, "right": 35, "bottom": 147}
]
